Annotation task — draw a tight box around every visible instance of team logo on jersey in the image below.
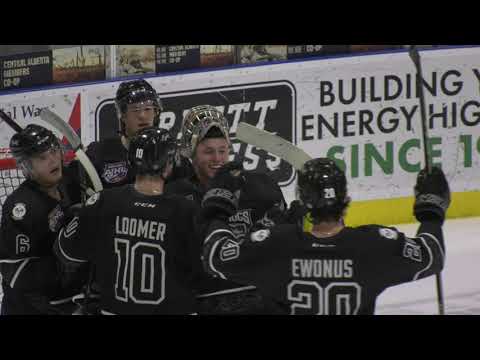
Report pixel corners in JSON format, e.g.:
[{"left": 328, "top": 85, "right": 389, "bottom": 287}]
[
  {"left": 102, "top": 161, "right": 128, "bottom": 184},
  {"left": 219, "top": 238, "right": 240, "bottom": 261},
  {"left": 403, "top": 238, "right": 422, "bottom": 262},
  {"left": 86, "top": 192, "right": 100, "bottom": 206},
  {"left": 185, "top": 194, "right": 194, "bottom": 201},
  {"left": 63, "top": 216, "right": 80, "bottom": 238},
  {"left": 48, "top": 205, "right": 65, "bottom": 232},
  {"left": 11, "top": 203, "right": 27, "bottom": 221},
  {"left": 312, "top": 243, "right": 336, "bottom": 248},
  {"left": 379, "top": 228, "right": 398, "bottom": 240},
  {"left": 250, "top": 229, "right": 271, "bottom": 242}
]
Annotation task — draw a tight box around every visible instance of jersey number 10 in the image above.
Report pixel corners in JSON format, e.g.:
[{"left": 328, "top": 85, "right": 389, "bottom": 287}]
[{"left": 114, "top": 238, "right": 166, "bottom": 304}]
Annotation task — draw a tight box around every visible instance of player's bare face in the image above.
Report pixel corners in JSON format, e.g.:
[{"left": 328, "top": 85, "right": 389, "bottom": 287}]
[
  {"left": 123, "top": 101, "right": 156, "bottom": 138},
  {"left": 193, "top": 138, "right": 230, "bottom": 185},
  {"left": 30, "top": 147, "right": 63, "bottom": 187}
]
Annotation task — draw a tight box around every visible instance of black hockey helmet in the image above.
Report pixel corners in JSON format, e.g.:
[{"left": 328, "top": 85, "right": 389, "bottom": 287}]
[
  {"left": 10, "top": 124, "right": 61, "bottom": 162},
  {"left": 115, "top": 79, "right": 162, "bottom": 133},
  {"left": 296, "top": 158, "right": 349, "bottom": 212},
  {"left": 128, "top": 126, "right": 177, "bottom": 177}
]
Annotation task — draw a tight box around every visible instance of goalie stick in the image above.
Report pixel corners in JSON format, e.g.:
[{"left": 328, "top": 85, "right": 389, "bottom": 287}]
[
  {"left": 236, "top": 122, "right": 312, "bottom": 170},
  {"left": 39, "top": 108, "right": 103, "bottom": 195},
  {"left": 408, "top": 45, "right": 445, "bottom": 316}
]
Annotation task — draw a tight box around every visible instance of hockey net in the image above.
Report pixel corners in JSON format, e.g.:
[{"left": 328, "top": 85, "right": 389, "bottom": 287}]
[
  {"left": 0, "top": 148, "right": 21, "bottom": 305},
  {"left": 0, "top": 148, "right": 24, "bottom": 219}
]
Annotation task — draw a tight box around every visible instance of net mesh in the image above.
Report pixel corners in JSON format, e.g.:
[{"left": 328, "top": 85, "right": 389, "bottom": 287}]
[{"left": 0, "top": 148, "right": 25, "bottom": 215}]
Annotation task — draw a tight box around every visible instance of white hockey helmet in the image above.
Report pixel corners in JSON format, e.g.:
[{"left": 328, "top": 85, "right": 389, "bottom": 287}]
[{"left": 180, "top": 105, "right": 232, "bottom": 158}]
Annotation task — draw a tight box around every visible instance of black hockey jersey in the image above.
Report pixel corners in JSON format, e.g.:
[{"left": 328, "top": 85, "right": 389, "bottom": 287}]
[
  {"left": 203, "top": 220, "right": 445, "bottom": 315},
  {"left": 85, "top": 137, "right": 194, "bottom": 190},
  {"left": 0, "top": 170, "right": 81, "bottom": 314},
  {"left": 165, "top": 170, "right": 287, "bottom": 313},
  {"left": 56, "top": 185, "right": 202, "bottom": 315},
  {"left": 166, "top": 170, "right": 287, "bottom": 238}
]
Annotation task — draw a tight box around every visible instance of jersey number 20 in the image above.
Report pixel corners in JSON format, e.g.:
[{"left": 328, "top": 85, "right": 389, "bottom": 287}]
[
  {"left": 114, "top": 238, "right": 165, "bottom": 304},
  {"left": 287, "top": 280, "right": 361, "bottom": 315}
]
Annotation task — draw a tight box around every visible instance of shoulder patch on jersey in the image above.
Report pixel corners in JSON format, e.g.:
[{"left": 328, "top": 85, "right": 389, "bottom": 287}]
[
  {"left": 11, "top": 203, "right": 27, "bottom": 221},
  {"left": 250, "top": 229, "right": 271, "bottom": 242},
  {"left": 403, "top": 238, "right": 422, "bottom": 262},
  {"left": 85, "top": 192, "right": 100, "bottom": 206},
  {"left": 102, "top": 161, "right": 128, "bottom": 184},
  {"left": 379, "top": 228, "right": 398, "bottom": 240},
  {"left": 219, "top": 238, "right": 240, "bottom": 261}
]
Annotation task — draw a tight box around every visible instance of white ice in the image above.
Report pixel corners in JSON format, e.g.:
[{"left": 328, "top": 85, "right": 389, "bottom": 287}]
[{"left": 376, "top": 216, "right": 480, "bottom": 315}]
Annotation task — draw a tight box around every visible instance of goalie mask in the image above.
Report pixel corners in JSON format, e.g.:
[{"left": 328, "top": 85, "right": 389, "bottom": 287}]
[
  {"left": 115, "top": 79, "right": 162, "bottom": 135},
  {"left": 180, "top": 105, "right": 231, "bottom": 159},
  {"left": 296, "top": 158, "right": 349, "bottom": 211},
  {"left": 128, "top": 126, "right": 177, "bottom": 177},
  {"left": 10, "top": 124, "right": 62, "bottom": 177}
]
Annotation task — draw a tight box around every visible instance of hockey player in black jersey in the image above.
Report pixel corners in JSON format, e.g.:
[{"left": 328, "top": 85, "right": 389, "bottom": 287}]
[
  {"left": 70, "top": 79, "right": 193, "bottom": 313},
  {"left": 83, "top": 78, "right": 192, "bottom": 190},
  {"left": 165, "top": 105, "right": 287, "bottom": 314},
  {"left": 0, "top": 124, "right": 84, "bottom": 314},
  {"left": 200, "top": 158, "right": 450, "bottom": 315},
  {"left": 55, "top": 127, "right": 201, "bottom": 314}
]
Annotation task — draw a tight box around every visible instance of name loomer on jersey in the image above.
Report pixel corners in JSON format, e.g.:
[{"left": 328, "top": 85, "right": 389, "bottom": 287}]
[{"left": 115, "top": 216, "right": 166, "bottom": 242}]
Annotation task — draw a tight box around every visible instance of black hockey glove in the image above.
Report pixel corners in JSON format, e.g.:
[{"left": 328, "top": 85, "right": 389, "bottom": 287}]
[
  {"left": 284, "top": 200, "right": 308, "bottom": 226},
  {"left": 61, "top": 203, "right": 83, "bottom": 230},
  {"left": 414, "top": 166, "right": 450, "bottom": 223},
  {"left": 201, "top": 161, "right": 245, "bottom": 219}
]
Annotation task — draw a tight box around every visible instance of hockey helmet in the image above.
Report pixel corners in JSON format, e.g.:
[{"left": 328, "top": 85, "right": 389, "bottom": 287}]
[
  {"left": 296, "top": 158, "right": 348, "bottom": 210},
  {"left": 10, "top": 124, "right": 61, "bottom": 162},
  {"left": 10, "top": 124, "right": 62, "bottom": 178},
  {"left": 115, "top": 79, "right": 162, "bottom": 134},
  {"left": 128, "top": 126, "right": 177, "bottom": 177},
  {"left": 180, "top": 105, "right": 231, "bottom": 159}
]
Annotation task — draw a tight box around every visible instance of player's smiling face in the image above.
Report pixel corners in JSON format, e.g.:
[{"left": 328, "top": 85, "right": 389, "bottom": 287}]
[
  {"left": 30, "top": 146, "right": 63, "bottom": 187},
  {"left": 192, "top": 137, "right": 230, "bottom": 185},
  {"left": 123, "top": 100, "right": 156, "bottom": 138}
]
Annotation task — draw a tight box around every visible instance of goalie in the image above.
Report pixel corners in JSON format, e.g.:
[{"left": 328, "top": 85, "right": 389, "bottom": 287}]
[{"left": 166, "top": 105, "right": 288, "bottom": 314}]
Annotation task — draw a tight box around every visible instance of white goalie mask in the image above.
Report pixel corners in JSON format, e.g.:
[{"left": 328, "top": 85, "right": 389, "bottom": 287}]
[{"left": 180, "top": 105, "right": 232, "bottom": 158}]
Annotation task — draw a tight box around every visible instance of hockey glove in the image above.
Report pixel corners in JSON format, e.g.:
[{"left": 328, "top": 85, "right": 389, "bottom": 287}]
[
  {"left": 285, "top": 200, "right": 308, "bottom": 226},
  {"left": 414, "top": 166, "right": 451, "bottom": 223},
  {"left": 201, "top": 161, "right": 245, "bottom": 219}
]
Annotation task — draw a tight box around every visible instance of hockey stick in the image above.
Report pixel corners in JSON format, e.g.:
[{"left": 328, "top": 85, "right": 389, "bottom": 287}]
[
  {"left": 40, "top": 107, "right": 104, "bottom": 315},
  {"left": 236, "top": 122, "right": 312, "bottom": 170},
  {"left": 0, "top": 109, "right": 23, "bottom": 133},
  {"left": 409, "top": 45, "right": 445, "bottom": 316},
  {"left": 39, "top": 108, "right": 103, "bottom": 195}
]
